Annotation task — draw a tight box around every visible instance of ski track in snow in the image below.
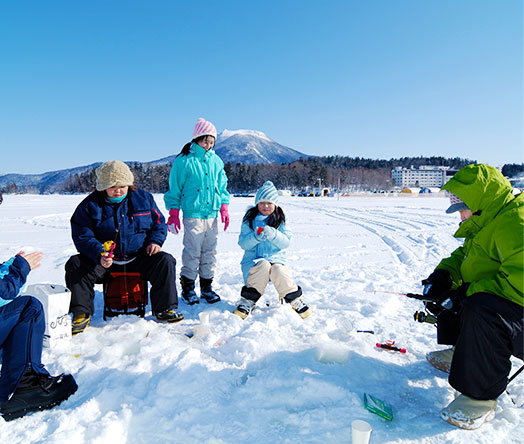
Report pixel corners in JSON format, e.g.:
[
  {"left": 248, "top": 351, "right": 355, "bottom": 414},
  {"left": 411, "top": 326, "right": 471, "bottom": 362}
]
[{"left": 0, "top": 194, "right": 522, "bottom": 444}]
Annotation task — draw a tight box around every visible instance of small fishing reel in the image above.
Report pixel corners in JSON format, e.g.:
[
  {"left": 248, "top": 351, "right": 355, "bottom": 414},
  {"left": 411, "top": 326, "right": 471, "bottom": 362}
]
[{"left": 413, "top": 311, "right": 437, "bottom": 324}]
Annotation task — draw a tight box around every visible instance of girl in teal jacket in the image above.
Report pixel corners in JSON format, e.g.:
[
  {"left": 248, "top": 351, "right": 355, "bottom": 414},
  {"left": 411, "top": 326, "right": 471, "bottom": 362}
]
[{"left": 164, "top": 118, "right": 230, "bottom": 305}]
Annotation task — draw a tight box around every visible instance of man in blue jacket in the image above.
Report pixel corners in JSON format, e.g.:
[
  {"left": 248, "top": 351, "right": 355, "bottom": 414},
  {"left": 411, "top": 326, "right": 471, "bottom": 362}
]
[
  {"left": 0, "top": 207, "right": 77, "bottom": 420},
  {"left": 65, "top": 160, "right": 182, "bottom": 334}
]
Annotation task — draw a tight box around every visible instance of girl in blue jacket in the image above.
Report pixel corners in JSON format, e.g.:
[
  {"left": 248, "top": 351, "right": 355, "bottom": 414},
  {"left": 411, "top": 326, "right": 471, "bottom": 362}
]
[
  {"left": 164, "top": 118, "right": 230, "bottom": 305},
  {"left": 234, "top": 181, "right": 311, "bottom": 320}
]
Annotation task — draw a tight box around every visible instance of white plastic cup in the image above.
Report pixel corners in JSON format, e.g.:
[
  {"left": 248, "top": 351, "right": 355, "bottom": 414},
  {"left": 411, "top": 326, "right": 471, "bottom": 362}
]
[
  {"left": 199, "top": 312, "right": 210, "bottom": 325},
  {"left": 351, "top": 419, "right": 372, "bottom": 444}
]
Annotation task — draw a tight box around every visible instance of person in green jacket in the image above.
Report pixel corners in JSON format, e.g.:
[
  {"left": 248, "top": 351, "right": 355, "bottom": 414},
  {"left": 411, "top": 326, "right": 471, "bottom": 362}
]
[
  {"left": 164, "top": 118, "right": 230, "bottom": 305},
  {"left": 420, "top": 164, "right": 523, "bottom": 430}
]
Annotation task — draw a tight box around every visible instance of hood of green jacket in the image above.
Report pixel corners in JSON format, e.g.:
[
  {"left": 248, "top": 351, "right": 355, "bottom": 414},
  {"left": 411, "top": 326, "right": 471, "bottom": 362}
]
[
  {"left": 438, "top": 163, "right": 523, "bottom": 307},
  {"left": 442, "top": 164, "right": 515, "bottom": 239}
]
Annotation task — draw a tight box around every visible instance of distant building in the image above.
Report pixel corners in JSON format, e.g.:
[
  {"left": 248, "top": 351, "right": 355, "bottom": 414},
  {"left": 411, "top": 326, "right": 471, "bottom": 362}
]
[{"left": 391, "top": 166, "right": 454, "bottom": 188}]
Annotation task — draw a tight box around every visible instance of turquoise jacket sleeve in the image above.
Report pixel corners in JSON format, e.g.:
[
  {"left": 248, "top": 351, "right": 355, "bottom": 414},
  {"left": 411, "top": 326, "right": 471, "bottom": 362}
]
[
  {"left": 164, "top": 156, "right": 185, "bottom": 210},
  {"left": 218, "top": 166, "right": 230, "bottom": 206},
  {"left": 0, "top": 255, "right": 30, "bottom": 307}
]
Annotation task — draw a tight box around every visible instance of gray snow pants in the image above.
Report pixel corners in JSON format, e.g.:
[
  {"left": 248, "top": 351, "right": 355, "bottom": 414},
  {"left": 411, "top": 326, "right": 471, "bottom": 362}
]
[{"left": 181, "top": 217, "right": 218, "bottom": 281}]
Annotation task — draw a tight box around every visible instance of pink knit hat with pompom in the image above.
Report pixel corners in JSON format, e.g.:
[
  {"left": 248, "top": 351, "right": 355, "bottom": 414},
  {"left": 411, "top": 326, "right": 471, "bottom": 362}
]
[{"left": 192, "top": 118, "right": 217, "bottom": 140}]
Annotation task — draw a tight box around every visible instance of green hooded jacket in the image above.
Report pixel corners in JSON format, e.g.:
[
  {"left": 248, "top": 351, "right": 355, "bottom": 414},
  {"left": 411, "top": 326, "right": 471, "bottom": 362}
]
[{"left": 437, "top": 164, "right": 523, "bottom": 307}]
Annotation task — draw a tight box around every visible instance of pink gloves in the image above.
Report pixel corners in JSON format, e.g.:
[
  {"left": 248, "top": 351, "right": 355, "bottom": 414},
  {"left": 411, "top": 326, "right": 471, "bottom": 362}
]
[
  {"left": 169, "top": 206, "right": 229, "bottom": 233},
  {"left": 220, "top": 204, "right": 230, "bottom": 231},
  {"left": 167, "top": 208, "right": 181, "bottom": 234}
]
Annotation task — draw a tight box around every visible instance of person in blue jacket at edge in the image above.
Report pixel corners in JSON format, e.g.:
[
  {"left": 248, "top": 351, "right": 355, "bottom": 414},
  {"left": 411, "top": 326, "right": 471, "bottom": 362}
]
[
  {"left": 0, "top": 195, "right": 77, "bottom": 421},
  {"left": 65, "top": 160, "right": 183, "bottom": 335}
]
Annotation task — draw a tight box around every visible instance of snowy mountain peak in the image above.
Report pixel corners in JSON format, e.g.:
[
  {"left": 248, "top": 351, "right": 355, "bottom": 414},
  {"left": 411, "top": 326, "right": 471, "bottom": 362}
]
[
  {"left": 218, "top": 129, "right": 274, "bottom": 144},
  {"left": 214, "top": 128, "right": 307, "bottom": 165}
]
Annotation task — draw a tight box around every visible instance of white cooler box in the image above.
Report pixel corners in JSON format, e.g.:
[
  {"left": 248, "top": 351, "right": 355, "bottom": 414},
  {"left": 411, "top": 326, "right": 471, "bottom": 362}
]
[{"left": 23, "top": 284, "right": 72, "bottom": 347}]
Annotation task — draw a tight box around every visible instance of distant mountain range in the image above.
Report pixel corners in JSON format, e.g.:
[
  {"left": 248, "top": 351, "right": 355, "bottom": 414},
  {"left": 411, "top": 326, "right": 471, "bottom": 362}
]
[{"left": 0, "top": 129, "right": 309, "bottom": 192}]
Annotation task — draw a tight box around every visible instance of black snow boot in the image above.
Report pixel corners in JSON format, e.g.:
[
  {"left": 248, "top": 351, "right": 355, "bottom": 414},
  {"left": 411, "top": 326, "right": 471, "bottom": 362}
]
[
  {"left": 200, "top": 277, "right": 221, "bottom": 304},
  {"left": 180, "top": 275, "right": 199, "bottom": 305},
  {"left": 284, "top": 286, "right": 311, "bottom": 319},
  {"left": 0, "top": 369, "right": 78, "bottom": 421},
  {"left": 233, "top": 286, "right": 261, "bottom": 319}
]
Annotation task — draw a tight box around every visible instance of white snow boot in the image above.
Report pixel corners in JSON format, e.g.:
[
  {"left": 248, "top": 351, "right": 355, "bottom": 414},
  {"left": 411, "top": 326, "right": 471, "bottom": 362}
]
[
  {"left": 441, "top": 394, "right": 496, "bottom": 430},
  {"left": 233, "top": 298, "right": 255, "bottom": 320},
  {"left": 290, "top": 296, "right": 311, "bottom": 319},
  {"left": 426, "top": 347, "right": 454, "bottom": 373}
]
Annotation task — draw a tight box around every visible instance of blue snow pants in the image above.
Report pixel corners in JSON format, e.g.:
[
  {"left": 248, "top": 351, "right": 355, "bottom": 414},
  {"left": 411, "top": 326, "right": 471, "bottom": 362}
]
[{"left": 0, "top": 296, "right": 49, "bottom": 401}]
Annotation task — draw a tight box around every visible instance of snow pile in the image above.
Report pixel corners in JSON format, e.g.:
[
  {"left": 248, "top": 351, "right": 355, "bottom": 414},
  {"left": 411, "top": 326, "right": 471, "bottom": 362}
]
[{"left": 0, "top": 194, "right": 522, "bottom": 444}]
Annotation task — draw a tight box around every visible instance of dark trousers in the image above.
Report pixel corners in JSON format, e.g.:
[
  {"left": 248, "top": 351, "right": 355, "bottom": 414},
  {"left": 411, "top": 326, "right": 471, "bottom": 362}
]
[
  {"left": 65, "top": 252, "right": 178, "bottom": 316},
  {"left": 440, "top": 292, "right": 524, "bottom": 400},
  {"left": 0, "top": 296, "right": 49, "bottom": 401}
]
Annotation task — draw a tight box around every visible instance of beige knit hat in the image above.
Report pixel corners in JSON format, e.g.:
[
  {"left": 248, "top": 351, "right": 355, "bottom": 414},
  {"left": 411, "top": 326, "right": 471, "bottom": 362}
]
[{"left": 95, "top": 160, "right": 134, "bottom": 191}]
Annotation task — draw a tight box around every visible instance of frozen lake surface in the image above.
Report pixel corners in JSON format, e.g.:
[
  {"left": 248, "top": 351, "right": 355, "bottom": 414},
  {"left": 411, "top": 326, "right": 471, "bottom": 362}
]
[{"left": 0, "top": 194, "right": 522, "bottom": 444}]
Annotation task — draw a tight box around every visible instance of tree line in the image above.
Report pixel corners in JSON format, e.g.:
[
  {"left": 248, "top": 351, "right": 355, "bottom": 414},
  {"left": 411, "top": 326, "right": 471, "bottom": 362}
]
[
  {"left": 501, "top": 163, "right": 524, "bottom": 178},
  {"left": 5, "top": 155, "right": 520, "bottom": 195}
]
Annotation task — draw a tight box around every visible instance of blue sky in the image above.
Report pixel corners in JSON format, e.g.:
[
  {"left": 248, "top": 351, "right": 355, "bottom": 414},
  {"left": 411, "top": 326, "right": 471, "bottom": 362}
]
[{"left": 1, "top": 0, "right": 522, "bottom": 175}]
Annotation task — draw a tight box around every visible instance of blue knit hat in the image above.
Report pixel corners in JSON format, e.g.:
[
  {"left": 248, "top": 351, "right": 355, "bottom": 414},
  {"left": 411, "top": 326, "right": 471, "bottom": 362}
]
[{"left": 255, "top": 181, "right": 279, "bottom": 205}]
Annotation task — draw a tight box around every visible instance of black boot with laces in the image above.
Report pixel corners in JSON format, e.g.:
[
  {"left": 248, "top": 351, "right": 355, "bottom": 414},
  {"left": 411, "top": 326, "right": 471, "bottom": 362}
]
[{"left": 0, "top": 368, "right": 78, "bottom": 421}]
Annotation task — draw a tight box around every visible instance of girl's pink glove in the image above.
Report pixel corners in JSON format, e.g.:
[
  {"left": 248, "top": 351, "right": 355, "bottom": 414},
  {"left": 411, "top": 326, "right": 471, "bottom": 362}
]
[
  {"left": 167, "top": 209, "right": 181, "bottom": 234},
  {"left": 220, "top": 204, "right": 230, "bottom": 231}
]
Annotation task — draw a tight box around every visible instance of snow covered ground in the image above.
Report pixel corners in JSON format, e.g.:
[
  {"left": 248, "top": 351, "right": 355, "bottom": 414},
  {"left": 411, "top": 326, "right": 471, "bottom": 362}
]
[{"left": 0, "top": 194, "right": 522, "bottom": 444}]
